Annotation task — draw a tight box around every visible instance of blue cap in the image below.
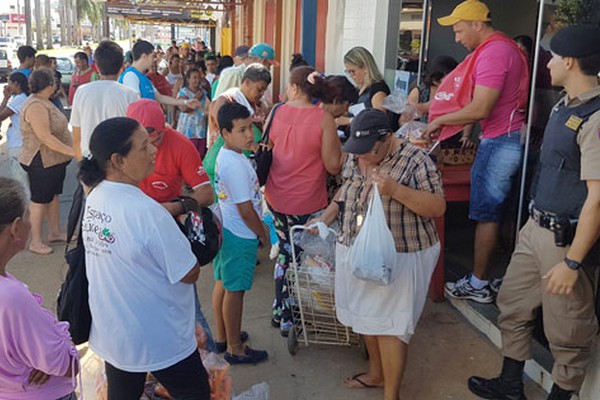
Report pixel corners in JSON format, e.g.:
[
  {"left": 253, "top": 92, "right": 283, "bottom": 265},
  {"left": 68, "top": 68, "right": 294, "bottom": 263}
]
[{"left": 249, "top": 43, "right": 279, "bottom": 65}]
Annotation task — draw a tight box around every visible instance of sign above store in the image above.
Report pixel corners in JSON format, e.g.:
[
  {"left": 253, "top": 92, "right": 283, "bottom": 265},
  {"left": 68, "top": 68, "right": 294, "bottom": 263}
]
[{"left": 106, "top": 4, "right": 217, "bottom": 23}]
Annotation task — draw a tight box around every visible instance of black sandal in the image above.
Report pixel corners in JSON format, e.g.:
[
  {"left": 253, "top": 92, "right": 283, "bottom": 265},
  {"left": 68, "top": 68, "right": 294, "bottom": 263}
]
[{"left": 215, "top": 331, "right": 249, "bottom": 353}]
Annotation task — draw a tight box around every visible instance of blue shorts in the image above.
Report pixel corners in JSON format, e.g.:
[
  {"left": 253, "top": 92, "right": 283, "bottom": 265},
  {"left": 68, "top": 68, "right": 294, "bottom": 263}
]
[
  {"left": 469, "top": 131, "right": 523, "bottom": 223},
  {"left": 213, "top": 228, "right": 259, "bottom": 291}
]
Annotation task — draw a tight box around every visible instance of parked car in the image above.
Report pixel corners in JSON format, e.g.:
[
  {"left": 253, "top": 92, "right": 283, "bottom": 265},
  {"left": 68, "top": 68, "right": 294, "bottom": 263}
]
[
  {"left": 56, "top": 56, "right": 74, "bottom": 93},
  {"left": 0, "top": 37, "right": 16, "bottom": 54},
  {"left": 0, "top": 49, "right": 12, "bottom": 81}
]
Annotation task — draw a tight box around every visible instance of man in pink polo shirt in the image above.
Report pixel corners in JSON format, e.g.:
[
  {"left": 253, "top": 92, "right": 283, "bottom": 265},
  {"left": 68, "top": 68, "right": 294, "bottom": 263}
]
[{"left": 426, "top": 0, "right": 529, "bottom": 303}]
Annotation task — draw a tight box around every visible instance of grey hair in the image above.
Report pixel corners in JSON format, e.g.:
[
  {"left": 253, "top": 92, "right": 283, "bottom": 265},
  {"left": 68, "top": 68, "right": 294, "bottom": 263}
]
[
  {"left": 343, "top": 46, "right": 384, "bottom": 86},
  {"left": 0, "top": 178, "right": 27, "bottom": 232},
  {"left": 242, "top": 63, "right": 272, "bottom": 85}
]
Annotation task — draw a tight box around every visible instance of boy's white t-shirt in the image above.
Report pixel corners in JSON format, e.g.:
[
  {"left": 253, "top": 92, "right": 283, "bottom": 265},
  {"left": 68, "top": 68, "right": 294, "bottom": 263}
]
[
  {"left": 83, "top": 180, "right": 197, "bottom": 372},
  {"left": 215, "top": 147, "right": 262, "bottom": 239},
  {"left": 70, "top": 80, "right": 139, "bottom": 157}
]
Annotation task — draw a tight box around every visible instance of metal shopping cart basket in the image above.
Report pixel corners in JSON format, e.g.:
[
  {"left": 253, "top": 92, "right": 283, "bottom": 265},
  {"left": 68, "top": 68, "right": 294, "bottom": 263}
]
[{"left": 286, "top": 224, "right": 366, "bottom": 356}]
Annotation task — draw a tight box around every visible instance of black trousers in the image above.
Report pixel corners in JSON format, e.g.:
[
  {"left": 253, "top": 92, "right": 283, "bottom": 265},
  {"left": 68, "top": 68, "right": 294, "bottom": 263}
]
[{"left": 105, "top": 350, "right": 211, "bottom": 400}]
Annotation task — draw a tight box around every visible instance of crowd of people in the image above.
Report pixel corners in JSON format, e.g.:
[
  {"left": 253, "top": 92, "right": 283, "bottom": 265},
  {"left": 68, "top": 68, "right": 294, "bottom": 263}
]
[{"left": 0, "top": 1, "right": 599, "bottom": 399}]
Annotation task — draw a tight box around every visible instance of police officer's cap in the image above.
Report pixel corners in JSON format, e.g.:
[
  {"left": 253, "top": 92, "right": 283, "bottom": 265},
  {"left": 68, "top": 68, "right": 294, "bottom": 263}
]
[{"left": 550, "top": 25, "right": 600, "bottom": 58}]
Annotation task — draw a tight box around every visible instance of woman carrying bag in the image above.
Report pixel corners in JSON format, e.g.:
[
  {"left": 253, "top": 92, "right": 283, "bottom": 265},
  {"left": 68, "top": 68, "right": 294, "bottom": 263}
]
[
  {"left": 264, "top": 66, "right": 344, "bottom": 336},
  {"left": 312, "top": 109, "right": 445, "bottom": 400}
]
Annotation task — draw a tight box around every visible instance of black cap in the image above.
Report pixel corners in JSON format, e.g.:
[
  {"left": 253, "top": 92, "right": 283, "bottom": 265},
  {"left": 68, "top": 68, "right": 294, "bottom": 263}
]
[
  {"left": 343, "top": 109, "right": 390, "bottom": 155},
  {"left": 550, "top": 25, "right": 600, "bottom": 58}
]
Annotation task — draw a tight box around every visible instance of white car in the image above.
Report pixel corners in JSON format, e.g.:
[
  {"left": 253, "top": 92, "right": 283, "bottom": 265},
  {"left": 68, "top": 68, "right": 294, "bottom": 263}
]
[{"left": 0, "top": 38, "right": 16, "bottom": 54}]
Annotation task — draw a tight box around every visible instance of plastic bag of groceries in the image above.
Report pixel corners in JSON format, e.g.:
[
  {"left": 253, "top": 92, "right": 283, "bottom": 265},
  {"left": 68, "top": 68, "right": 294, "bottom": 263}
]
[
  {"left": 201, "top": 349, "right": 233, "bottom": 400},
  {"left": 382, "top": 91, "right": 421, "bottom": 122},
  {"left": 349, "top": 184, "right": 398, "bottom": 285},
  {"left": 294, "top": 221, "right": 338, "bottom": 266},
  {"left": 395, "top": 121, "right": 429, "bottom": 149}
]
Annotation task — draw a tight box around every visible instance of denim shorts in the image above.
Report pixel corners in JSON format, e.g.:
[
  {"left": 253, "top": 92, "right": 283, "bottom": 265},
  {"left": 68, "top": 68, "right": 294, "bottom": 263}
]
[{"left": 469, "top": 131, "right": 523, "bottom": 223}]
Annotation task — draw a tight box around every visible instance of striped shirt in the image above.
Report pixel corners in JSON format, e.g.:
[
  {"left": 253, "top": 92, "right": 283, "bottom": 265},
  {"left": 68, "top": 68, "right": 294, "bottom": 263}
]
[{"left": 337, "top": 141, "right": 443, "bottom": 253}]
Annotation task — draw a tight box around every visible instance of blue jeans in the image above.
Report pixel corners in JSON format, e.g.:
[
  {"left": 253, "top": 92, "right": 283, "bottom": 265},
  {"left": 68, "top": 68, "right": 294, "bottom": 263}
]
[
  {"left": 470, "top": 131, "right": 523, "bottom": 223},
  {"left": 193, "top": 284, "right": 216, "bottom": 352}
]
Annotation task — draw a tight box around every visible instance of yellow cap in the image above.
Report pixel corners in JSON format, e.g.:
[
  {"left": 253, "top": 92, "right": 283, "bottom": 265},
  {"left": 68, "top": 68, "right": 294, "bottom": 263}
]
[{"left": 437, "top": 0, "right": 491, "bottom": 26}]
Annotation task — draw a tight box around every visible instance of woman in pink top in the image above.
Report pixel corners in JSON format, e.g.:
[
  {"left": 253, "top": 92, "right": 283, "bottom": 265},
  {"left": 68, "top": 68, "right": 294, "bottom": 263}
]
[
  {"left": 265, "top": 66, "right": 343, "bottom": 335},
  {"left": 0, "top": 177, "right": 78, "bottom": 400}
]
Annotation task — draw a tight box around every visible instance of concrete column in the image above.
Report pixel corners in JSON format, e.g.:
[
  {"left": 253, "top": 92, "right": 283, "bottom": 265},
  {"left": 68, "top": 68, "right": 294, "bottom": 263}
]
[{"left": 326, "top": 0, "right": 400, "bottom": 83}]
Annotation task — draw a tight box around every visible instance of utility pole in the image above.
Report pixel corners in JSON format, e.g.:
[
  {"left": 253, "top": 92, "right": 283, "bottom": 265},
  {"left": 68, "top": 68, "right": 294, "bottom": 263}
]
[
  {"left": 45, "top": 0, "right": 53, "bottom": 49},
  {"left": 17, "top": 0, "right": 23, "bottom": 36},
  {"left": 25, "top": 0, "right": 32, "bottom": 46},
  {"left": 35, "top": 0, "right": 44, "bottom": 49}
]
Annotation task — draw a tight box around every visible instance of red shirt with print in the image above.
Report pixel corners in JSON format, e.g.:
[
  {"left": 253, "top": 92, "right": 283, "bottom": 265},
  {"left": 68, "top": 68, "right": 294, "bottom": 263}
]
[{"left": 140, "top": 126, "right": 210, "bottom": 203}]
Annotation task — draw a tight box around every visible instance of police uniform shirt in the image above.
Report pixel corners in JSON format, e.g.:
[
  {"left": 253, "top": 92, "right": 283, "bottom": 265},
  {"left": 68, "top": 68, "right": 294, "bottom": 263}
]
[{"left": 558, "top": 86, "right": 600, "bottom": 181}]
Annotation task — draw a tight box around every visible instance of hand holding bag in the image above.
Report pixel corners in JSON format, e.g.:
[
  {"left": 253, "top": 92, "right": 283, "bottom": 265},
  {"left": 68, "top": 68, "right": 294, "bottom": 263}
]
[
  {"left": 349, "top": 184, "right": 398, "bottom": 285},
  {"left": 254, "top": 103, "right": 282, "bottom": 186}
]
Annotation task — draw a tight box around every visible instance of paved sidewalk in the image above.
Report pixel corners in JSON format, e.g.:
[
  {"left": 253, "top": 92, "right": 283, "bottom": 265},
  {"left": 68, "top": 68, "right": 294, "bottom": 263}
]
[{"left": 7, "top": 244, "right": 546, "bottom": 399}]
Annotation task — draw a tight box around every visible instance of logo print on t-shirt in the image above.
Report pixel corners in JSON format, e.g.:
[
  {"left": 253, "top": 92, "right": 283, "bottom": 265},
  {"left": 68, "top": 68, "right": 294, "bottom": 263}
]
[
  {"left": 152, "top": 181, "right": 169, "bottom": 190},
  {"left": 99, "top": 228, "right": 115, "bottom": 244}
]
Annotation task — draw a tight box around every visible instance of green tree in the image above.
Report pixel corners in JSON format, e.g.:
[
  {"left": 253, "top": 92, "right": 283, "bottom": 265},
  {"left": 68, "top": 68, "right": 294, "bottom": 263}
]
[{"left": 76, "top": 0, "right": 104, "bottom": 43}]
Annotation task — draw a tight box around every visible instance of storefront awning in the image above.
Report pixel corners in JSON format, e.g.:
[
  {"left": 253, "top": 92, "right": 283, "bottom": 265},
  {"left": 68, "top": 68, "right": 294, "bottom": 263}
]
[{"left": 104, "top": 0, "right": 248, "bottom": 25}]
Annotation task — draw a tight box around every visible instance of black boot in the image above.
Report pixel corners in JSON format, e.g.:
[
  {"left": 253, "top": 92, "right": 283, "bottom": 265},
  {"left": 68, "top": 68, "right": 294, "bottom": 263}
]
[
  {"left": 546, "top": 384, "right": 574, "bottom": 400},
  {"left": 468, "top": 357, "right": 526, "bottom": 400}
]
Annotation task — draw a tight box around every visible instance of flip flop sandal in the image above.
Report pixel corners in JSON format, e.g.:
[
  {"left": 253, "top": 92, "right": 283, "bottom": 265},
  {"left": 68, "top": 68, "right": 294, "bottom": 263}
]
[{"left": 344, "top": 373, "right": 381, "bottom": 389}]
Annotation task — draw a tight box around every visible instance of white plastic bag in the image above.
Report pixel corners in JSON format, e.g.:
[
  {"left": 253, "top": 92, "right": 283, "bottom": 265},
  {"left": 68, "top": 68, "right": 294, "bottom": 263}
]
[
  {"left": 349, "top": 184, "right": 397, "bottom": 285},
  {"left": 233, "top": 382, "right": 270, "bottom": 400}
]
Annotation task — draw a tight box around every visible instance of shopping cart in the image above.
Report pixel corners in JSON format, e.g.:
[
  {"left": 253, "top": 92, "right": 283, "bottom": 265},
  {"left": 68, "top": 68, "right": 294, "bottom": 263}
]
[{"left": 286, "top": 224, "right": 366, "bottom": 356}]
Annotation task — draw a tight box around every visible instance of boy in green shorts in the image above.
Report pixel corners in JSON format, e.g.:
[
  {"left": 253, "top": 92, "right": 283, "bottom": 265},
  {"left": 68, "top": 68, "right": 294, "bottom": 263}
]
[{"left": 212, "top": 102, "right": 269, "bottom": 364}]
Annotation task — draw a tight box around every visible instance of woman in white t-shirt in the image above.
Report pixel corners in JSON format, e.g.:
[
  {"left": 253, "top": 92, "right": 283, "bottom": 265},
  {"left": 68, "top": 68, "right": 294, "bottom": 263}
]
[
  {"left": 0, "top": 72, "right": 29, "bottom": 188},
  {"left": 78, "top": 117, "right": 210, "bottom": 399}
]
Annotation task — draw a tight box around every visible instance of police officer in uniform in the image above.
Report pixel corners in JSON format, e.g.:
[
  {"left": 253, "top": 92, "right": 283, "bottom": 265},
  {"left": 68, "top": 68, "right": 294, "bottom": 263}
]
[{"left": 468, "top": 25, "right": 600, "bottom": 400}]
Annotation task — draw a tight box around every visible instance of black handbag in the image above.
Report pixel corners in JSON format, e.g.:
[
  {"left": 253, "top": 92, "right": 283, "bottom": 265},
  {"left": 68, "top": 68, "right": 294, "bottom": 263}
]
[
  {"left": 56, "top": 184, "right": 92, "bottom": 345},
  {"left": 173, "top": 196, "right": 223, "bottom": 266},
  {"left": 254, "top": 103, "right": 283, "bottom": 186}
]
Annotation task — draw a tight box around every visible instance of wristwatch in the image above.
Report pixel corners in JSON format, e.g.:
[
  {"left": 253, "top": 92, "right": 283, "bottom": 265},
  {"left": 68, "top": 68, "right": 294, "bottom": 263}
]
[{"left": 564, "top": 256, "right": 583, "bottom": 270}]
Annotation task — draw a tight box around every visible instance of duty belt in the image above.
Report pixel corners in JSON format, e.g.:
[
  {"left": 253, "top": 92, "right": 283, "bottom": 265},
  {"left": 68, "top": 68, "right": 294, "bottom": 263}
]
[{"left": 528, "top": 202, "right": 561, "bottom": 231}]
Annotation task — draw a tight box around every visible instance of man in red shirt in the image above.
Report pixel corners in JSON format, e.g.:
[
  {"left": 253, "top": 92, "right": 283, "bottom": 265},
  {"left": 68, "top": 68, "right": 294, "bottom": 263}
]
[
  {"left": 126, "top": 99, "right": 213, "bottom": 212},
  {"left": 127, "top": 99, "right": 218, "bottom": 352}
]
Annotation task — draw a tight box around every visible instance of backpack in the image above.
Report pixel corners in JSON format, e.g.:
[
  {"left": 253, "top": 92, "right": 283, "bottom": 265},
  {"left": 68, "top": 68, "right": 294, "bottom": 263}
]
[{"left": 56, "top": 184, "right": 92, "bottom": 345}]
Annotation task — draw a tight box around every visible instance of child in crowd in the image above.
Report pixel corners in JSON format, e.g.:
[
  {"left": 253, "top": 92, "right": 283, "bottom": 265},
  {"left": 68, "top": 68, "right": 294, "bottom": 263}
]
[
  {"left": 176, "top": 68, "right": 210, "bottom": 157},
  {"left": 212, "top": 102, "right": 269, "bottom": 365}
]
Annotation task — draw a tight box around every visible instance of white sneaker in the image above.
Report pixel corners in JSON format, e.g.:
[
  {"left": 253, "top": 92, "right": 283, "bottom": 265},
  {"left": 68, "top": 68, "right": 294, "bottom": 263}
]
[{"left": 445, "top": 274, "right": 494, "bottom": 304}]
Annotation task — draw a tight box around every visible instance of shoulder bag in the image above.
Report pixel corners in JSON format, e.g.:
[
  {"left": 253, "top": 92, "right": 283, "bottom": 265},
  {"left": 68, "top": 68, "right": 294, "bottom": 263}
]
[
  {"left": 57, "top": 183, "right": 92, "bottom": 345},
  {"left": 254, "top": 102, "right": 283, "bottom": 186}
]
